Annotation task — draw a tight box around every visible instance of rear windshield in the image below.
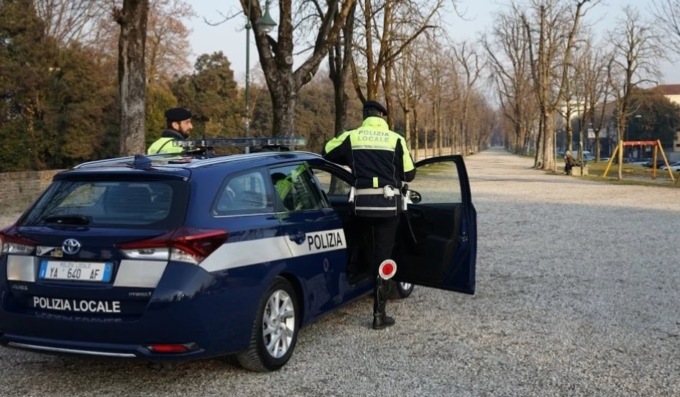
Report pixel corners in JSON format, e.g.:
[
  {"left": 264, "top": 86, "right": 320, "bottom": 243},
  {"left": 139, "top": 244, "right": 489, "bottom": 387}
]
[{"left": 20, "top": 180, "right": 189, "bottom": 229}]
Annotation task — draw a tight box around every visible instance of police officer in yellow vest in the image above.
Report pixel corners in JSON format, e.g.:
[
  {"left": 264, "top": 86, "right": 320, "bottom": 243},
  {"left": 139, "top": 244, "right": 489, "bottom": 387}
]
[
  {"left": 147, "top": 107, "right": 193, "bottom": 154},
  {"left": 323, "top": 100, "right": 416, "bottom": 330}
]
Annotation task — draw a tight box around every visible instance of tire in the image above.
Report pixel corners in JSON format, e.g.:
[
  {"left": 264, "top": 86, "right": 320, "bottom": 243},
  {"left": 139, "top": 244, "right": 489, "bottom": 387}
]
[
  {"left": 388, "top": 280, "right": 414, "bottom": 299},
  {"left": 236, "top": 277, "right": 299, "bottom": 372}
]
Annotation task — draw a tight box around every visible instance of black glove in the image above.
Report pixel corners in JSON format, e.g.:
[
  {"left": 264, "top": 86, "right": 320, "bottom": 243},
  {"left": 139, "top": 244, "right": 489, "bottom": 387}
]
[{"left": 401, "top": 184, "right": 409, "bottom": 196}]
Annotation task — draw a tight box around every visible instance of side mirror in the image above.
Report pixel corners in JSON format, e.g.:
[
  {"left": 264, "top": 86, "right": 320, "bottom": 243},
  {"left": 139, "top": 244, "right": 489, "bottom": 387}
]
[{"left": 408, "top": 190, "right": 422, "bottom": 204}]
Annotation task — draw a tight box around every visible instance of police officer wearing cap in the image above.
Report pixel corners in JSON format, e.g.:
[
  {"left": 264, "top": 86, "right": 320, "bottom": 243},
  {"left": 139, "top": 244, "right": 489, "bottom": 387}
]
[
  {"left": 147, "top": 107, "right": 193, "bottom": 154},
  {"left": 323, "top": 99, "right": 416, "bottom": 330}
]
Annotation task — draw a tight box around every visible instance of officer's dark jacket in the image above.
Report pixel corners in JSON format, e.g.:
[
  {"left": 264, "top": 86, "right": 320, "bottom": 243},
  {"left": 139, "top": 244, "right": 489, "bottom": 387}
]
[
  {"left": 322, "top": 117, "right": 416, "bottom": 217},
  {"left": 147, "top": 129, "right": 186, "bottom": 155}
]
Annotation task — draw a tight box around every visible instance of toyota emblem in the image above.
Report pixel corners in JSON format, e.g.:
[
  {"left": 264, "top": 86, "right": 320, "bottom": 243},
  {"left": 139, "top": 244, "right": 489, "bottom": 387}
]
[{"left": 62, "top": 239, "right": 81, "bottom": 255}]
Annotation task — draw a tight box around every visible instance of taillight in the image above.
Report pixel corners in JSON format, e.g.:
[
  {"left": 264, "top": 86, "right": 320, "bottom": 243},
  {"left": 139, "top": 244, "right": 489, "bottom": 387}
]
[
  {"left": 117, "top": 227, "right": 228, "bottom": 265},
  {"left": 0, "top": 229, "right": 37, "bottom": 255}
]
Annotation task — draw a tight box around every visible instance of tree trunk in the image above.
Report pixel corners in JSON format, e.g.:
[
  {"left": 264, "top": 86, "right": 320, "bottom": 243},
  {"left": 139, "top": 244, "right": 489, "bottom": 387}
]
[
  {"left": 331, "top": 62, "right": 350, "bottom": 137},
  {"left": 248, "top": 0, "right": 356, "bottom": 136},
  {"left": 534, "top": 115, "right": 543, "bottom": 167},
  {"left": 328, "top": 3, "right": 356, "bottom": 136},
  {"left": 543, "top": 111, "right": 555, "bottom": 169},
  {"left": 434, "top": 100, "right": 441, "bottom": 157},
  {"left": 413, "top": 108, "right": 420, "bottom": 162},
  {"left": 116, "top": 0, "right": 148, "bottom": 156},
  {"left": 404, "top": 107, "right": 411, "bottom": 148},
  {"left": 269, "top": 73, "right": 297, "bottom": 136},
  {"left": 617, "top": 119, "right": 625, "bottom": 180},
  {"left": 384, "top": 62, "right": 394, "bottom": 129}
]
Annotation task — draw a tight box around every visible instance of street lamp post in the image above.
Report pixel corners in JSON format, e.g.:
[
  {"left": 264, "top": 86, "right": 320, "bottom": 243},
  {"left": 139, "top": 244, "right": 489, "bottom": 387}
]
[
  {"left": 625, "top": 114, "right": 642, "bottom": 141},
  {"left": 244, "top": 0, "right": 277, "bottom": 152},
  {"left": 245, "top": 0, "right": 253, "bottom": 150},
  {"left": 633, "top": 114, "right": 642, "bottom": 160},
  {"left": 624, "top": 114, "right": 642, "bottom": 159}
]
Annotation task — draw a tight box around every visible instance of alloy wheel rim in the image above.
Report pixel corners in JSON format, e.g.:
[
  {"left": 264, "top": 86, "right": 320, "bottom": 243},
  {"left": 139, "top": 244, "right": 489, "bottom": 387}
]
[{"left": 262, "top": 289, "right": 296, "bottom": 358}]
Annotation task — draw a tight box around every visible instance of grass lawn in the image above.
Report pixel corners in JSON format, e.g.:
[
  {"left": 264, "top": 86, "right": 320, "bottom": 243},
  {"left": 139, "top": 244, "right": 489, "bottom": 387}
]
[{"left": 555, "top": 158, "right": 680, "bottom": 188}]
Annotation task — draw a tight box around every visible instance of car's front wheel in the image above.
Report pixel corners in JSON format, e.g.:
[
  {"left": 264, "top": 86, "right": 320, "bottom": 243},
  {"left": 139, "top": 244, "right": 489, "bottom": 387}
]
[
  {"left": 236, "top": 277, "right": 299, "bottom": 372},
  {"left": 389, "top": 280, "right": 414, "bottom": 299}
]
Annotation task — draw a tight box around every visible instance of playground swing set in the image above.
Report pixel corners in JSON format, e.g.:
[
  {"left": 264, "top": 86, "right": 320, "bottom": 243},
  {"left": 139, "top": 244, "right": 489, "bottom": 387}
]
[{"left": 602, "top": 139, "right": 678, "bottom": 185}]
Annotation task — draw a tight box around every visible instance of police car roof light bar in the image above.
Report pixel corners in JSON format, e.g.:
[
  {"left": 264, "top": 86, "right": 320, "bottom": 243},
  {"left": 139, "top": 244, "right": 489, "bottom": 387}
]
[{"left": 176, "top": 137, "right": 307, "bottom": 150}]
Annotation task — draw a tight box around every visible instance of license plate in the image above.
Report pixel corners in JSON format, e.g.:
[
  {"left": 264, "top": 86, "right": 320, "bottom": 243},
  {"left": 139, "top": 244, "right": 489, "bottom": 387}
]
[{"left": 39, "top": 260, "right": 113, "bottom": 282}]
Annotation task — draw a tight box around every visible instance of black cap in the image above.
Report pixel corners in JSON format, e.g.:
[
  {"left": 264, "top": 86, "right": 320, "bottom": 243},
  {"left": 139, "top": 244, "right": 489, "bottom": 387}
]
[
  {"left": 165, "top": 107, "right": 192, "bottom": 122},
  {"left": 363, "top": 100, "right": 388, "bottom": 116}
]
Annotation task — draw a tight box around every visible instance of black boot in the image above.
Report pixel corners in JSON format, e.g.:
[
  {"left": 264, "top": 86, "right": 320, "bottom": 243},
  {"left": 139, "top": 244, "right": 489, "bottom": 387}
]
[{"left": 372, "top": 278, "right": 395, "bottom": 330}]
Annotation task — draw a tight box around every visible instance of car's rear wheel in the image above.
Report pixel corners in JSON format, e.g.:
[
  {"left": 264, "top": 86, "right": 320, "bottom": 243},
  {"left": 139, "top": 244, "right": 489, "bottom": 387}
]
[
  {"left": 389, "top": 280, "right": 414, "bottom": 299},
  {"left": 236, "top": 277, "right": 299, "bottom": 372}
]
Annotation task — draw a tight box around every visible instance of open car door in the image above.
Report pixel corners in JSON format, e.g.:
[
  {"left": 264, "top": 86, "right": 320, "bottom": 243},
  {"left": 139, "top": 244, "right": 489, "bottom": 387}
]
[{"left": 393, "top": 155, "right": 476, "bottom": 294}]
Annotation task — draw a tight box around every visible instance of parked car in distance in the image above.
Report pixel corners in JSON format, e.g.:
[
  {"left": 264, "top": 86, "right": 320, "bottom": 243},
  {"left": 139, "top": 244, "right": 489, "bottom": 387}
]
[
  {"left": 628, "top": 158, "right": 651, "bottom": 166},
  {"left": 643, "top": 159, "right": 668, "bottom": 168},
  {"left": 599, "top": 157, "right": 630, "bottom": 163},
  {"left": 0, "top": 140, "right": 477, "bottom": 372},
  {"left": 580, "top": 154, "right": 595, "bottom": 162},
  {"left": 660, "top": 161, "right": 680, "bottom": 171}
]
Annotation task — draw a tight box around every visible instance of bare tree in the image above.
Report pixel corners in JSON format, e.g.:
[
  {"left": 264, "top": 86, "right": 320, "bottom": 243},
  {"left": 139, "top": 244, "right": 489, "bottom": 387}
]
[
  {"left": 350, "top": 0, "right": 447, "bottom": 114},
  {"left": 238, "top": 0, "right": 356, "bottom": 137},
  {"left": 482, "top": 7, "right": 537, "bottom": 155},
  {"left": 145, "top": 0, "right": 194, "bottom": 86},
  {"left": 393, "top": 38, "right": 427, "bottom": 155},
  {"left": 439, "top": 47, "right": 462, "bottom": 156},
  {"left": 328, "top": 2, "right": 358, "bottom": 136},
  {"left": 39, "top": 0, "right": 193, "bottom": 85},
  {"left": 607, "top": 6, "right": 662, "bottom": 179},
  {"left": 470, "top": 92, "right": 498, "bottom": 152},
  {"left": 577, "top": 38, "right": 612, "bottom": 162},
  {"left": 651, "top": 0, "right": 680, "bottom": 56},
  {"left": 34, "top": 0, "right": 113, "bottom": 45},
  {"left": 556, "top": 44, "right": 585, "bottom": 156},
  {"left": 453, "top": 40, "right": 482, "bottom": 156},
  {"left": 115, "top": 0, "right": 149, "bottom": 156},
  {"left": 421, "top": 41, "right": 447, "bottom": 158},
  {"left": 520, "top": 0, "right": 598, "bottom": 170}
]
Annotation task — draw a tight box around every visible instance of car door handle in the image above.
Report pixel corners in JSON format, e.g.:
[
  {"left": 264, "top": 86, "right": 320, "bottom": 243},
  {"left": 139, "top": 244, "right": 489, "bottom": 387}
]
[{"left": 288, "top": 231, "right": 306, "bottom": 244}]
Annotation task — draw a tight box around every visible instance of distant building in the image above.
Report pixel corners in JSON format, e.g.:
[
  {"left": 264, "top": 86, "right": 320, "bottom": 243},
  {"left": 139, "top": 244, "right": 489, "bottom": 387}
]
[
  {"left": 655, "top": 84, "right": 680, "bottom": 153},
  {"left": 655, "top": 84, "right": 680, "bottom": 105}
]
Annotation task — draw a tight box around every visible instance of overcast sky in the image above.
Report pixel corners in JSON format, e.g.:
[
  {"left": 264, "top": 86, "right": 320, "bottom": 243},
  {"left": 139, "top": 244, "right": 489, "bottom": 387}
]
[{"left": 186, "top": 0, "right": 680, "bottom": 86}]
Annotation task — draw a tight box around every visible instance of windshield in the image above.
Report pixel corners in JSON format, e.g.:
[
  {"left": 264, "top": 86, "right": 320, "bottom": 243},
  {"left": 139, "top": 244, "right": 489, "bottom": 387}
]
[{"left": 20, "top": 180, "right": 189, "bottom": 229}]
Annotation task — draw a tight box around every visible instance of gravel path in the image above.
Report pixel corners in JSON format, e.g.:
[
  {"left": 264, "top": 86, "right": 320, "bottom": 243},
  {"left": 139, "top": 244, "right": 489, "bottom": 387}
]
[{"left": 0, "top": 148, "right": 678, "bottom": 397}]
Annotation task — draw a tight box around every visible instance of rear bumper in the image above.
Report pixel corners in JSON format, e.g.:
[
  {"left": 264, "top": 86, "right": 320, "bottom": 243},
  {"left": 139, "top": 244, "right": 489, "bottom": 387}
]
[
  {"left": 0, "top": 293, "right": 256, "bottom": 361},
  {"left": 3, "top": 336, "right": 147, "bottom": 358},
  {"left": 0, "top": 265, "right": 264, "bottom": 361}
]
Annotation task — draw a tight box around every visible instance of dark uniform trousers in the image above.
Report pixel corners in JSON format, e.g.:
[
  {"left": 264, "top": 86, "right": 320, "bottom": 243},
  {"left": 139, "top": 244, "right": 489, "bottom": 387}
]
[
  {"left": 358, "top": 215, "right": 400, "bottom": 326},
  {"left": 360, "top": 216, "right": 400, "bottom": 275}
]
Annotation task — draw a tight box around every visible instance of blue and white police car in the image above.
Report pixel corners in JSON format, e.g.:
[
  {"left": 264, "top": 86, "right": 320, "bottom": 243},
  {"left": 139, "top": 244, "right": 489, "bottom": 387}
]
[{"left": 0, "top": 138, "right": 476, "bottom": 372}]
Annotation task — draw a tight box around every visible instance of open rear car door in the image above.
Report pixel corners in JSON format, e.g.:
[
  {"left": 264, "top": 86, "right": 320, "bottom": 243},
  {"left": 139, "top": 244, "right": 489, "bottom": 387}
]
[{"left": 394, "top": 155, "right": 476, "bottom": 294}]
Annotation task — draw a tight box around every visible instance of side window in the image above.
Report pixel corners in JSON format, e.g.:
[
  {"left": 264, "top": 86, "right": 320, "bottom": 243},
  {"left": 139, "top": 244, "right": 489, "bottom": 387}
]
[
  {"left": 214, "top": 170, "right": 270, "bottom": 215},
  {"left": 270, "top": 164, "right": 322, "bottom": 212},
  {"left": 409, "top": 160, "right": 462, "bottom": 204},
  {"left": 312, "top": 168, "right": 351, "bottom": 196}
]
